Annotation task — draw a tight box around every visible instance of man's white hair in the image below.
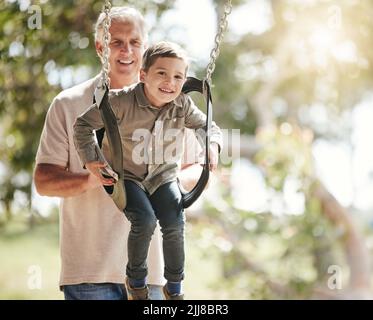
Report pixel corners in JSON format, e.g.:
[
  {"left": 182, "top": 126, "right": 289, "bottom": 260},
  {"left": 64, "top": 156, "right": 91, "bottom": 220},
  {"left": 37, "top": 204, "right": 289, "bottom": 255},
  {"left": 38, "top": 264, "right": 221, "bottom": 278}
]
[{"left": 94, "top": 6, "right": 148, "bottom": 44}]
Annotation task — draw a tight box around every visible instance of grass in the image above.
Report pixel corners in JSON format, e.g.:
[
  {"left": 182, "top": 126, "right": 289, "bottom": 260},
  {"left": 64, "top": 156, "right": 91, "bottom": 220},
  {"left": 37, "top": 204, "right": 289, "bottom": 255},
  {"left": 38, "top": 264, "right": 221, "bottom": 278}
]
[
  {"left": 184, "top": 226, "right": 223, "bottom": 299},
  {"left": 0, "top": 218, "right": 220, "bottom": 300},
  {"left": 0, "top": 218, "right": 62, "bottom": 300}
]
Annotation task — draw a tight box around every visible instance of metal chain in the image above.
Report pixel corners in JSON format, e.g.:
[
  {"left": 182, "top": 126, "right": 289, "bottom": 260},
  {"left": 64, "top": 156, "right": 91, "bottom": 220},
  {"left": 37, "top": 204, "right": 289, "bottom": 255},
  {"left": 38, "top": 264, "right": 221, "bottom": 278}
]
[
  {"left": 205, "top": 0, "right": 232, "bottom": 85},
  {"left": 101, "top": 0, "right": 112, "bottom": 88},
  {"left": 99, "top": 0, "right": 231, "bottom": 87}
]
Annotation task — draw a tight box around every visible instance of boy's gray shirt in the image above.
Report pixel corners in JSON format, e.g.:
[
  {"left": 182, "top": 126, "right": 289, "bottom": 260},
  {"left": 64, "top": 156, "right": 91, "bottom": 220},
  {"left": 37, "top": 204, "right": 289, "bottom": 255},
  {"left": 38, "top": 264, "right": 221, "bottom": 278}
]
[{"left": 73, "top": 82, "right": 223, "bottom": 195}]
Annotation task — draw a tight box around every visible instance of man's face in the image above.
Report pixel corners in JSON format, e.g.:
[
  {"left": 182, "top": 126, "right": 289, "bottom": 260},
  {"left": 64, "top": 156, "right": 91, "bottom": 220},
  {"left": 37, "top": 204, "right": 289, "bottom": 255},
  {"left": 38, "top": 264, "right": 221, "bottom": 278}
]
[
  {"left": 96, "top": 20, "right": 145, "bottom": 87},
  {"left": 140, "top": 57, "right": 187, "bottom": 108}
]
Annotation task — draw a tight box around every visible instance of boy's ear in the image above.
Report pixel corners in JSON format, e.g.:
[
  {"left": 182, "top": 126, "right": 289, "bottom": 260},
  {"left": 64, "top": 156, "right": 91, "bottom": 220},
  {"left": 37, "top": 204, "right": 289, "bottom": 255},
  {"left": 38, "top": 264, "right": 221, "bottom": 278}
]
[{"left": 139, "top": 69, "right": 146, "bottom": 82}]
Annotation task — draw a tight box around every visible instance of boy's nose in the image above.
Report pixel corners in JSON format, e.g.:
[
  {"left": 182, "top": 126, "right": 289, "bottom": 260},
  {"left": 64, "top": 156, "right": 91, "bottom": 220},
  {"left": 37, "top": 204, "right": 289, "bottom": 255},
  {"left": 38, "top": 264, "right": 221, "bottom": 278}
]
[{"left": 164, "top": 75, "right": 174, "bottom": 84}]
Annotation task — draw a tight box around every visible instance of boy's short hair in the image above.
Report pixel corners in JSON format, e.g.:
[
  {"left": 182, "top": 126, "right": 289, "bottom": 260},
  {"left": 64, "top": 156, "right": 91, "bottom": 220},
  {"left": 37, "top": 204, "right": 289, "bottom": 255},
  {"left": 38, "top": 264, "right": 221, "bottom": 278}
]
[
  {"left": 95, "top": 6, "right": 148, "bottom": 44},
  {"left": 142, "top": 41, "right": 189, "bottom": 73}
]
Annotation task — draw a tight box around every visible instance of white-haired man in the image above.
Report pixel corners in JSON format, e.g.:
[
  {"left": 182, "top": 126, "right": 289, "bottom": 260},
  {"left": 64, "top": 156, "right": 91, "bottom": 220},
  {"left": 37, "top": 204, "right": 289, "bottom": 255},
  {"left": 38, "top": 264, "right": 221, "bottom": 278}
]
[{"left": 34, "top": 7, "right": 201, "bottom": 300}]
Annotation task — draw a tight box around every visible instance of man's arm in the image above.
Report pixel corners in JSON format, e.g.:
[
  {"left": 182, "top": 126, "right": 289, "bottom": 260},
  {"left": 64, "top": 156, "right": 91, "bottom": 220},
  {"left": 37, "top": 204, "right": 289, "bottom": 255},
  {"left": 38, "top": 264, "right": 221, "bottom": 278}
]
[
  {"left": 178, "top": 163, "right": 203, "bottom": 192},
  {"left": 34, "top": 163, "right": 101, "bottom": 197},
  {"left": 183, "top": 95, "right": 223, "bottom": 155},
  {"left": 178, "top": 128, "right": 214, "bottom": 191}
]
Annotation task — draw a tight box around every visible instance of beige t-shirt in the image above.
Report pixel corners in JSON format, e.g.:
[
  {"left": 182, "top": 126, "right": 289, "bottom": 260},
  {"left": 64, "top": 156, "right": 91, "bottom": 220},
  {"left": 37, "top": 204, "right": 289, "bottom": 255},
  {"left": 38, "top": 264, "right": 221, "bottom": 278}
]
[{"left": 35, "top": 76, "right": 165, "bottom": 287}]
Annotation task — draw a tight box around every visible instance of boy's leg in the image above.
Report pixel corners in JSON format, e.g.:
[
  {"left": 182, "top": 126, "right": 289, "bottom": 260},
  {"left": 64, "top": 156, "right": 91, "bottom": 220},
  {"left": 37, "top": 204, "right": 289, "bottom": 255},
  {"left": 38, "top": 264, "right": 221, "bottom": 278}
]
[
  {"left": 123, "top": 180, "right": 157, "bottom": 284},
  {"left": 150, "top": 181, "right": 185, "bottom": 292}
]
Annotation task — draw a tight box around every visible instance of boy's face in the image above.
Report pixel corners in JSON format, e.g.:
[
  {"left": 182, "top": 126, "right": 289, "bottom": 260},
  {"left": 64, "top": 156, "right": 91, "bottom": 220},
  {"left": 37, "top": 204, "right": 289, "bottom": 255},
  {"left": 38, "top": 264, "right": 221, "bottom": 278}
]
[
  {"left": 96, "top": 21, "right": 145, "bottom": 88},
  {"left": 140, "top": 57, "right": 187, "bottom": 108}
]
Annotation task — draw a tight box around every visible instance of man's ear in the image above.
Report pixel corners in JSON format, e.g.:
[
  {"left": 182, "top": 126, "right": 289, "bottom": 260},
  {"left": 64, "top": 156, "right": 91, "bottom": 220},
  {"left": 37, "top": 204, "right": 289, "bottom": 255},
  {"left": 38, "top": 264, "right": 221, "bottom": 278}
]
[
  {"left": 139, "top": 69, "right": 146, "bottom": 82},
  {"left": 95, "top": 41, "right": 103, "bottom": 59}
]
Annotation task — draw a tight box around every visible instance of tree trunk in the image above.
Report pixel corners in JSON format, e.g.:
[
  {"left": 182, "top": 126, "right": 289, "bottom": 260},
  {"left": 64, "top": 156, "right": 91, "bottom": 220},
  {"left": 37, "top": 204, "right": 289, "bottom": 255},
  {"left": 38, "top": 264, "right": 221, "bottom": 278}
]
[
  {"left": 5, "top": 201, "right": 12, "bottom": 222},
  {"left": 313, "top": 181, "right": 371, "bottom": 293}
]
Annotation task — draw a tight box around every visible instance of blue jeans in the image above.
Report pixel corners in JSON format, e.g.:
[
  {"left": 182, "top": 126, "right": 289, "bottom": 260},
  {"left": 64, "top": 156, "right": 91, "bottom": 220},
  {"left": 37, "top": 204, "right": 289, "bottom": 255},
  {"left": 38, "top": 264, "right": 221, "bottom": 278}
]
[
  {"left": 63, "top": 283, "right": 164, "bottom": 300},
  {"left": 63, "top": 283, "right": 126, "bottom": 300},
  {"left": 124, "top": 180, "right": 185, "bottom": 283}
]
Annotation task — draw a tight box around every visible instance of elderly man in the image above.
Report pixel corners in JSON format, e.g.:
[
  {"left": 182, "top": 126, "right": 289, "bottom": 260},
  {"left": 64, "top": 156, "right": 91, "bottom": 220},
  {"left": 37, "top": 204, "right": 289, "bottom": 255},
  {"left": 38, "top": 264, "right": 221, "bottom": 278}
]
[{"left": 34, "top": 6, "right": 201, "bottom": 300}]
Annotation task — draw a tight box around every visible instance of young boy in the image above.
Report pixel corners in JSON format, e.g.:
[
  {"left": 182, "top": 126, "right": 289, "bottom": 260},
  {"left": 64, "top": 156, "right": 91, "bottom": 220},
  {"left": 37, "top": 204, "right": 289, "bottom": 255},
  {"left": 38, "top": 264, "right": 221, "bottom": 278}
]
[{"left": 73, "top": 41, "right": 222, "bottom": 300}]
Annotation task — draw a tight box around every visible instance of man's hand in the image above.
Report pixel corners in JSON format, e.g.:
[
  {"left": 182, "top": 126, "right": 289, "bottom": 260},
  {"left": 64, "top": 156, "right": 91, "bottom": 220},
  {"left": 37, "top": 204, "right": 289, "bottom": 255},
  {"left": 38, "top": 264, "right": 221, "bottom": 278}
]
[
  {"left": 86, "top": 171, "right": 103, "bottom": 189},
  {"left": 85, "top": 161, "right": 115, "bottom": 186},
  {"left": 209, "top": 142, "right": 219, "bottom": 171}
]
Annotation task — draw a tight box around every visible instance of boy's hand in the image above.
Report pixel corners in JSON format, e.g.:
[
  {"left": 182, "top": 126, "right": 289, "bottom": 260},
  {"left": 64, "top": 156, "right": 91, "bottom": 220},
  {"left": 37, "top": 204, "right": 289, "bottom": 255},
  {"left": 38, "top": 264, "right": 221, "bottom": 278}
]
[
  {"left": 208, "top": 142, "right": 219, "bottom": 171},
  {"left": 85, "top": 161, "right": 115, "bottom": 186}
]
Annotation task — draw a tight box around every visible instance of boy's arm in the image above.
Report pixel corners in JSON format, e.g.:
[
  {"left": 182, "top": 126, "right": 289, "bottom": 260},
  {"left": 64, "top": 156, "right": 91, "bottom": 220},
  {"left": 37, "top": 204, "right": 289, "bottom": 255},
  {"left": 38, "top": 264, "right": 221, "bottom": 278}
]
[{"left": 73, "top": 103, "right": 105, "bottom": 168}]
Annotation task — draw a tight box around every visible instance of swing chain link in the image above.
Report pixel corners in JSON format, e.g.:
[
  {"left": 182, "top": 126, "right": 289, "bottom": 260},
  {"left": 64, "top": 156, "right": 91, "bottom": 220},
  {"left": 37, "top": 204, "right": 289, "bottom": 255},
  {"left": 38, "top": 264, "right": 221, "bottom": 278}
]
[
  {"left": 101, "top": 0, "right": 112, "bottom": 88},
  {"left": 205, "top": 0, "right": 232, "bottom": 85}
]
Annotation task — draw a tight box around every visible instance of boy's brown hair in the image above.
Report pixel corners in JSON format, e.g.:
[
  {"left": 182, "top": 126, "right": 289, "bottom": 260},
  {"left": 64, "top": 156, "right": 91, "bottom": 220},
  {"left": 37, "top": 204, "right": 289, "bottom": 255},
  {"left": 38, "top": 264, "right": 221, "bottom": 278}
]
[{"left": 141, "top": 41, "right": 189, "bottom": 73}]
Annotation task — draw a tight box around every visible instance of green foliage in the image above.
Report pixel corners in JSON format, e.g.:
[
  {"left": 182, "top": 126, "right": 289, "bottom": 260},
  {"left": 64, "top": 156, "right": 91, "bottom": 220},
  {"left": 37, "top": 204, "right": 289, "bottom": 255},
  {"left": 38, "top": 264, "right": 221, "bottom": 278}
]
[
  {"left": 0, "top": 0, "right": 175, "bottom": 216},
  {"left": 193, "top": 185, "right": 346, "bottom": 299},
  {"left": 213, "top": 0, "right": 373, "bottom": 136},
  {"left": 2, "top": 0, "right": 373, "bottom": 299},
  {"left": 255, "top": 124, "right": 314, "bottom": 191},
  {"left": 189, "top": 124, "right": 348, "bottom": 299},
  {"left": 184, "top": 0, "right": 373, "bottom": 298}
]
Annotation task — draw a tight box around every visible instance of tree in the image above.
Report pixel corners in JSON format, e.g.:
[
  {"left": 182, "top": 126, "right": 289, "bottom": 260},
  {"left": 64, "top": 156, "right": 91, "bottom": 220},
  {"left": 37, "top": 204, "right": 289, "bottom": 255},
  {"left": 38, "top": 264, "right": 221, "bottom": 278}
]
[
  {"left": 0, "top": 0, "right": 174, "bottom": 221},
  {"left": 194, "top": 0, "right": 373, "bottom": 298}
]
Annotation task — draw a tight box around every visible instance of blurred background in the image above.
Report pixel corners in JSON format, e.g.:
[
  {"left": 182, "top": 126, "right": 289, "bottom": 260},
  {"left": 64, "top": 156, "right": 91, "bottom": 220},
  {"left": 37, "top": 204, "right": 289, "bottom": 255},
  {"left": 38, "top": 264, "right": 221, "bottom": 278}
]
[{"left": 2, "top": 0, "right": 373, "bottom": 299}]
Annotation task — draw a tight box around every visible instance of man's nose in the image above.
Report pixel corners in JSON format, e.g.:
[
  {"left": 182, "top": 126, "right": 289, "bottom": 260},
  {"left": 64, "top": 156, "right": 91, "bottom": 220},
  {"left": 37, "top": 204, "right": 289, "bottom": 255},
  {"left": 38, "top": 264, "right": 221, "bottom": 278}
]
[{"left": 120, "top": 42, "right": 132, "bottom": 53}]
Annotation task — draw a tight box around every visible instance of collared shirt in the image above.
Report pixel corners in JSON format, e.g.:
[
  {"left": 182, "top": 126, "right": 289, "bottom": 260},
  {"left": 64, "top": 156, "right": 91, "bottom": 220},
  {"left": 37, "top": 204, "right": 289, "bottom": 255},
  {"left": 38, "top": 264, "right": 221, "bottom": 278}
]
[{"left": 74, "top": 82, "right": 223, "bottom": 195}]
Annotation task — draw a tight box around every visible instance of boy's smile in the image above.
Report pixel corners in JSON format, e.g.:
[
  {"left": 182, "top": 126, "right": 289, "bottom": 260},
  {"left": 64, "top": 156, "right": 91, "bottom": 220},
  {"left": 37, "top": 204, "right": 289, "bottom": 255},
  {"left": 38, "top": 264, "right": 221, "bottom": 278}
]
[{"left": 140, "top": 57, "right": 187, "bottom": 108}]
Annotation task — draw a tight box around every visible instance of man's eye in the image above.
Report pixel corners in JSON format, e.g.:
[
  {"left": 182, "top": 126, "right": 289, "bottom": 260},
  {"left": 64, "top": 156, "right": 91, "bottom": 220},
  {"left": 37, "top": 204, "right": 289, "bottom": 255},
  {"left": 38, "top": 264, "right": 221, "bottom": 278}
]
[
  {"left": 175, "top": 75, "right": 183, "bottom": 80},
  {"left": 158, "top": 72, "right": 165, "bottom": 75},
  {"left": 132, "top": 40, "right": 142, "bottom": 47}
]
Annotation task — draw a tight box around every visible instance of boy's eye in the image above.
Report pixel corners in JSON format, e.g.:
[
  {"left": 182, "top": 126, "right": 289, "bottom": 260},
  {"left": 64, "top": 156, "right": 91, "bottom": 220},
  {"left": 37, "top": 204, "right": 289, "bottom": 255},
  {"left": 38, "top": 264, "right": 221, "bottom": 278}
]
[
  {"left": 175, "top": 75, "right": 183, "bottom": 80},
  {"left": 158, "top": 71, "right": 165, "bottom": 75}
]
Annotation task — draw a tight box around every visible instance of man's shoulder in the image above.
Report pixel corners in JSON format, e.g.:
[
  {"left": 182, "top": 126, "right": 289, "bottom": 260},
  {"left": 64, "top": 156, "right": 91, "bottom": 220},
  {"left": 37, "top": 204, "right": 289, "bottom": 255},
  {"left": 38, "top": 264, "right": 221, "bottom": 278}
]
[{"left": 54, "top": 76, "right": 98, "bottom": 104}]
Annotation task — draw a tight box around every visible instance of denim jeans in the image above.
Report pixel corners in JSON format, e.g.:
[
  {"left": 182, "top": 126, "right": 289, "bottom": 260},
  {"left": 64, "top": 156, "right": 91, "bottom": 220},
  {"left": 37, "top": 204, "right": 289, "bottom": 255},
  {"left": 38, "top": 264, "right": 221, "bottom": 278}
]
[
  {"left": 63, "top": 283, "right": 127, "bottom": 300},
  {"left": 63, "top": 283, "right": 164, "bottom": 300},
  {"left": 124, "top": 180, "right": 185, "bottom": 283}
]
